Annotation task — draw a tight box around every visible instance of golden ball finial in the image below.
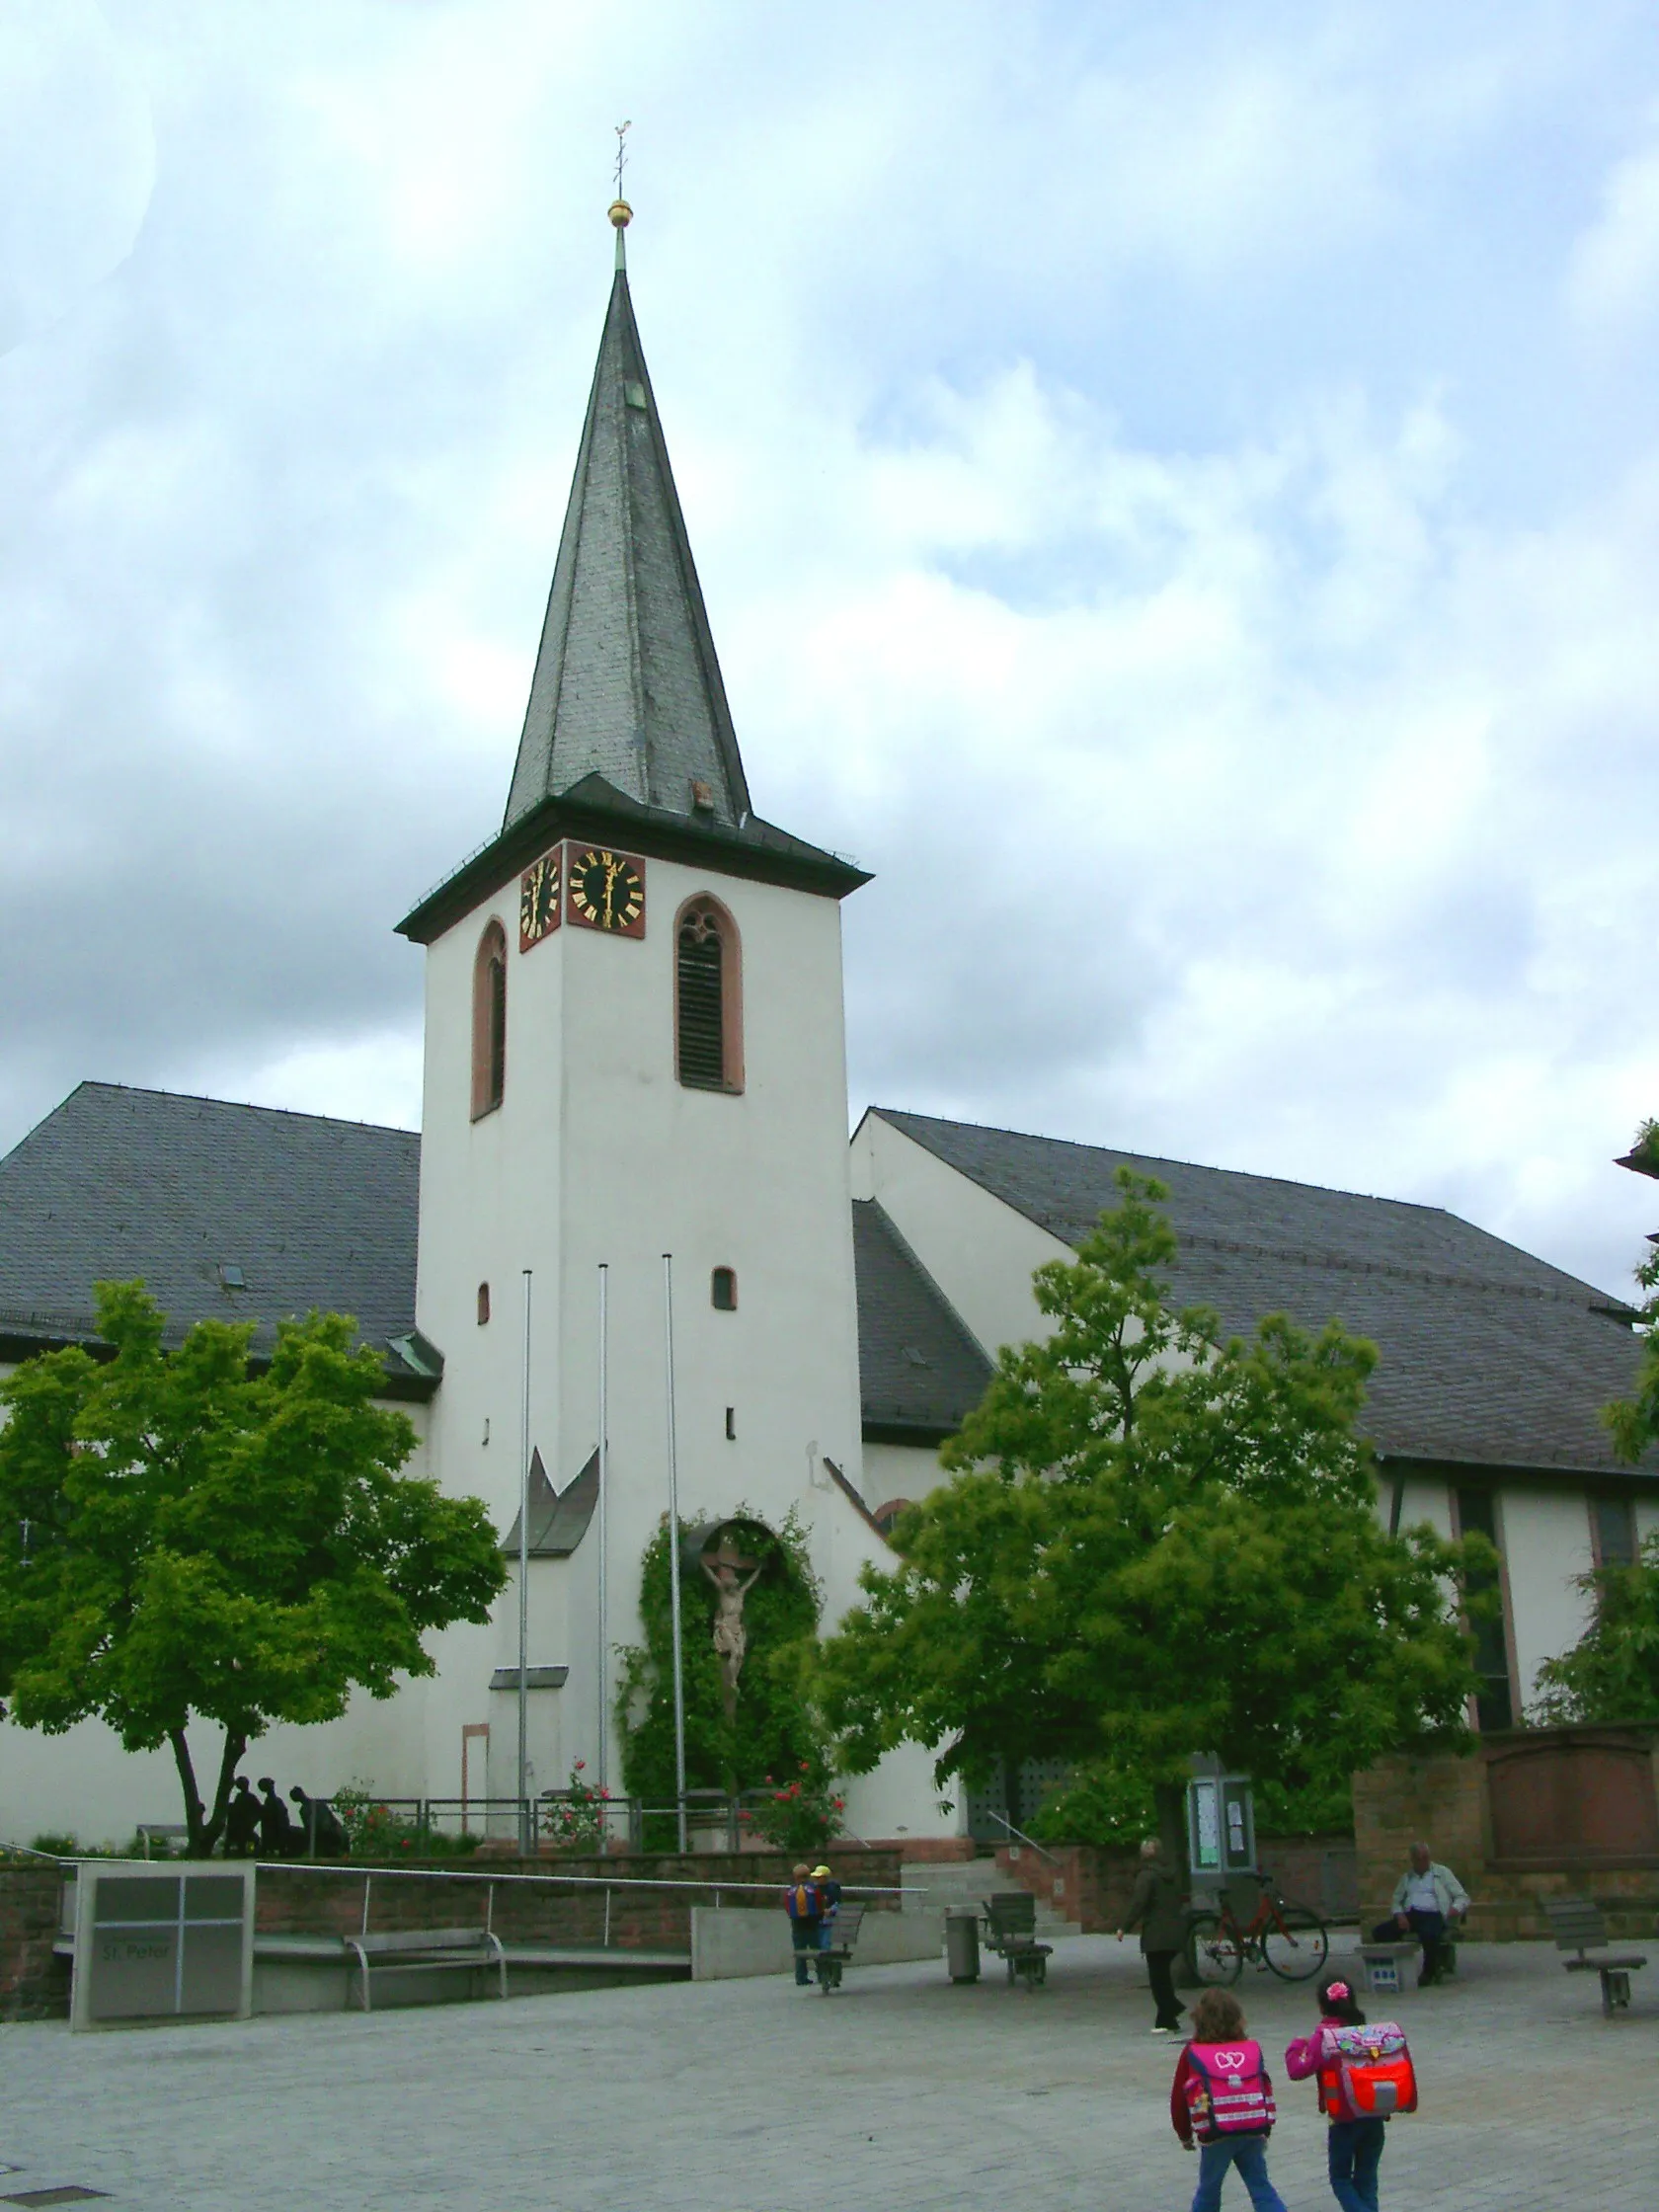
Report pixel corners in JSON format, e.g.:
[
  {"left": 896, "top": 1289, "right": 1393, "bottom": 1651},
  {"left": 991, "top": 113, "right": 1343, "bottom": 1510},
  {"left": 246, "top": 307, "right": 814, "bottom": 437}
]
[{"left": 608, "top": 198, "right": 633, "bottom": 229}]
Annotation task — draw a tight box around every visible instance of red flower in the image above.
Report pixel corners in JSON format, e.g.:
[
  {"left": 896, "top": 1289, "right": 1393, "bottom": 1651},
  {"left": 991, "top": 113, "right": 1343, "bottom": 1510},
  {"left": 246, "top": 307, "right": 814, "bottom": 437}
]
[{"left": 574, "top": 1760, "right": 586, "bottom": 1772}]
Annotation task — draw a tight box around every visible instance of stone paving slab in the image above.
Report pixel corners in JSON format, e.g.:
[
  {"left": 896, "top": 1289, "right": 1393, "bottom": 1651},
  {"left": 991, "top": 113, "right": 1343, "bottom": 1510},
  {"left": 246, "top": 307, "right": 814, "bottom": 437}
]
[{"left": 0, "top": 1935, "right": 1653, "bottom": 2210}]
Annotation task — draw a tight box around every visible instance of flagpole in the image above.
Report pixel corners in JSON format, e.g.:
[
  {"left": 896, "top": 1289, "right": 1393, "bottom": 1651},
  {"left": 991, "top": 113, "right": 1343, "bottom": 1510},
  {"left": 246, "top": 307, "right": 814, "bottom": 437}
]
[
  {"left": 663, "top": 1252, "right": 687, "bottom": 1853},
  {"left": 596, "top": 1262, "right": 609, "bottom": 1806},
  {"left": 518, "top": 1267, "right": 532, "bottom": 1856}
]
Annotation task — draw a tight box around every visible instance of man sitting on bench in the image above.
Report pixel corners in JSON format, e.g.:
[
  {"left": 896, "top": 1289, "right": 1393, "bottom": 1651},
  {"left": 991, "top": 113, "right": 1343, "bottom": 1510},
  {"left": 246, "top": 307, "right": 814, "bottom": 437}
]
[{"left": 1371, "top": 1840, "right": 1468, "bottom": 1987}]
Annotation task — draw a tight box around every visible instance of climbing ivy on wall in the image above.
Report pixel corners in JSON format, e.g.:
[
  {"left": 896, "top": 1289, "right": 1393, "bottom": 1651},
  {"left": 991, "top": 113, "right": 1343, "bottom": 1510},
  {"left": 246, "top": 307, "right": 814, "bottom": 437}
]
[{"left": 615, "top": 1508, "right": 829, "bottom": 1845}]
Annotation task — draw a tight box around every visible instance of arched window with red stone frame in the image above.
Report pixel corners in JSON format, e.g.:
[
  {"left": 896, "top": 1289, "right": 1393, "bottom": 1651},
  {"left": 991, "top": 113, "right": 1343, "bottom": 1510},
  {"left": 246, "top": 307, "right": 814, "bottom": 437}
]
[
  {"left": 674, "top": 895, "right": 744, "bottom": 1093},
  {"left": 471, "top": 919, "right": 508, "bottom": 1119}
]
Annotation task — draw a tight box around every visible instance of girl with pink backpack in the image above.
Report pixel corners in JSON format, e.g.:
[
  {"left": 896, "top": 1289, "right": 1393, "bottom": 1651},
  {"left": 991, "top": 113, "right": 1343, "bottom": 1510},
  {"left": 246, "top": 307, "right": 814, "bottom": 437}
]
[
  {"left": 1169, "top": 1987, "right": 1288, "bottom": 2212},
  {"left": 1285, "top": 1974, "right": 1417, "bottom": 2212}
]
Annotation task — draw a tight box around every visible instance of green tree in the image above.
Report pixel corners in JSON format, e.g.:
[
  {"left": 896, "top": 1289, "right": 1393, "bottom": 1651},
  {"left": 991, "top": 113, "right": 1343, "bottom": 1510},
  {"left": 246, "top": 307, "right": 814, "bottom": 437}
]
[
  {"left": 1528, "top": 1115, "right": 1659, "bottom": 1723},
  {"left": 616, "top": 1510, "right": 830, "bottom": 1847},
  {"left": 818, "top": 1172, "right": 1480, "bottom": 1855},
  {"left": 1530, "top": 1536, "right": 1659, "bottom": 1725},
  {"left": 0, "top": 1282, "right": 507, "bottom": 1854}
]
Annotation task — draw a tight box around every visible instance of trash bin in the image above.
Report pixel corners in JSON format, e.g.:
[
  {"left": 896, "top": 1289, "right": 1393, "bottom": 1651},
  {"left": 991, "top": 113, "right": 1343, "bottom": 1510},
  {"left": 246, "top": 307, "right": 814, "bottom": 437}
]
[{"left": 945, "top": 1909, "right": 981, "bottom": 1984}]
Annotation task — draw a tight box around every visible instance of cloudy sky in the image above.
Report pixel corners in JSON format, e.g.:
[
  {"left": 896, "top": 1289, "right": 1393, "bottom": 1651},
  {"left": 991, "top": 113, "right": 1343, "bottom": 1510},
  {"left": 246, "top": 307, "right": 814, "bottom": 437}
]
[{"left": 3, "top": 0, "right": 1656, "bottom": 1297}]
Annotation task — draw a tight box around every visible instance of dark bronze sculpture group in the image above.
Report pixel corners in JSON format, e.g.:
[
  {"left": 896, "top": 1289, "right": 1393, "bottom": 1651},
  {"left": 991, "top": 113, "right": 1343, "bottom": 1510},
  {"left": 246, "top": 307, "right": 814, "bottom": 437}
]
[{"left": 221, "top": 1775, "right": 351, "bottom": 1858}]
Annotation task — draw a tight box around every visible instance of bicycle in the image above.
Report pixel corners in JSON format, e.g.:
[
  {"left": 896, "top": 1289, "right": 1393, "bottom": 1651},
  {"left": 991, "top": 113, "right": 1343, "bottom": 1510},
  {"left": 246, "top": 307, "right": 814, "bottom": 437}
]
[{"left": 1187, "top": 1879, "right": 1329, "bottom": 1985}]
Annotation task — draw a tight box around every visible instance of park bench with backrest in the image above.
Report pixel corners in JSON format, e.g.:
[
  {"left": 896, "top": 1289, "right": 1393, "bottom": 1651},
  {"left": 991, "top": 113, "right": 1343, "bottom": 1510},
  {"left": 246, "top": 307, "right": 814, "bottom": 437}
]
[
  {"left": 816, "top": 1901, "right": 866, "bottom": 1991},
  {"left": 344, "top": 1925, "right": 507, "bottom": 2012},
  {"left": 982, "top": 1891, "right": 1053, "bottom": 1988},
  {"left": 1542, "top": 1897, "right": 1647, "bottom": 2016}
]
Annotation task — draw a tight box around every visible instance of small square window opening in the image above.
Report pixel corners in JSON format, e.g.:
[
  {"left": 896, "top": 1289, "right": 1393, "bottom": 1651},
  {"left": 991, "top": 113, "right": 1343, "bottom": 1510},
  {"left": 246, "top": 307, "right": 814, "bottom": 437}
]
[{"left": 711, "top": 1267, "right": 737, "bottom": 1310}]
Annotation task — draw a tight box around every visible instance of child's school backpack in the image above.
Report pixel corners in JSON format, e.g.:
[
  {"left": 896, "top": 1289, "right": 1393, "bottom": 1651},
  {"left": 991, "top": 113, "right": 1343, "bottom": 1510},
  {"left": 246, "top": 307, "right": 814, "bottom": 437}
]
[
  {"left": 1316, "top": 2022, "right": 1418, "bottom": 2120},
  {"left": 785, "top": 1881, "right": 821, "bottom": 1921},
  {"left": 1184, "top": 2042, "right": 1277, "bottom": 2141}
]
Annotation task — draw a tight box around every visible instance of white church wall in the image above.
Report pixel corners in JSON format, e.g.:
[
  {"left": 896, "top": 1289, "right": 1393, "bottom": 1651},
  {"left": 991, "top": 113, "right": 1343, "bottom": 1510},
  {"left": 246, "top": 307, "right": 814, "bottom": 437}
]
[
  {"left": 413, "top": 852, "right": 867, "bottom": 1803},
  {"left": 1500, "top": 1485, "right": 1597, "bottom": 1713},
  {"left": 859, "top": 1439, "right": 949, "bottom": 1520},
  {"left": 842, "top": 1739, "right": 960, "bottom": 1845},
  {"left": 851, "top": 1112, "right": 1070, "bottom": 1361}
]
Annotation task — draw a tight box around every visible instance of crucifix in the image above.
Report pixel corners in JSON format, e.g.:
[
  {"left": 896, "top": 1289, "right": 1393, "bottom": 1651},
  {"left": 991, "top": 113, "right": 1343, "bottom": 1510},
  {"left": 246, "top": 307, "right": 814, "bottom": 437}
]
[
  {"left": 699, "top": 1530, "right": 762, "bottom": 1719},
  {"left": 613, "top": 120, "right": 631, "bottom": 201}
]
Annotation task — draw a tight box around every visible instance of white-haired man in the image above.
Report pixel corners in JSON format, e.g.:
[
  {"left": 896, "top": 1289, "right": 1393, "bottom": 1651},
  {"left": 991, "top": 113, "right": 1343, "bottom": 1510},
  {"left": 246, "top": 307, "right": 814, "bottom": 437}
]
[{"left": 1370, "top": 1840, "right": 1468, "bottom": 1986}]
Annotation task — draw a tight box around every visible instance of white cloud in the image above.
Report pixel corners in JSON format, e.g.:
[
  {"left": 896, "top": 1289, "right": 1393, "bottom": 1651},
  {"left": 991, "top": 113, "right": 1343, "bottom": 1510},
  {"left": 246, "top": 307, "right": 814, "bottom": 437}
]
[
  {"left": 1, "top": 0, "right": 1657, "bottom": 1308},
  {"left": 1568, "top": 107, "right": 1659, "bottom": 336}
]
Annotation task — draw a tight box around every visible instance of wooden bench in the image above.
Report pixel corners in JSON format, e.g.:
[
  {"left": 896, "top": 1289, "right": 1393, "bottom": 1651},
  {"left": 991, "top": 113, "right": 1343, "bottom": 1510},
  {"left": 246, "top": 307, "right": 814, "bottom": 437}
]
[
  {"left": 815, "top": 1902, "right": 866, "bottom": 1992},
  {"left": 1543, "top": 1897, "right": 1647, "bottom": 2017},
  {"left": 983, "top": 1892, "right": 1053, "bottom": 1989},
  {"left": 344, "top": 1925, "right": 507, "bottom": 2012}
]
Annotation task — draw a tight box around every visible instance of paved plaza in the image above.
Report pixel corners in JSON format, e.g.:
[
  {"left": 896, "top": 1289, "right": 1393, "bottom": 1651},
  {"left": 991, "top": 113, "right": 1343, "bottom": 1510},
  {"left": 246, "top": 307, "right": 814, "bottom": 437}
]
[{"left": 1, "top": 1934, "right": 1652, "bottom": 2211}]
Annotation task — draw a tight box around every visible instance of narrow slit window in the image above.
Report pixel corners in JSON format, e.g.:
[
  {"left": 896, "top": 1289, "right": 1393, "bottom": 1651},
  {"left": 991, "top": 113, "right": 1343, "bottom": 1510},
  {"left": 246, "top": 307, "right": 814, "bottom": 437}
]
[
  {"left": 471, "top": 919, "right": 508, "bottom": 1119},
  {"left": 675, "top": 897, "right": 743, "bottom": 1092},
  {"left": 711, "top": 1267, "right": 737, "bottom": 1310},
  {"left": 477, "top": 1283, "right": 491, "bottom": 1326}
]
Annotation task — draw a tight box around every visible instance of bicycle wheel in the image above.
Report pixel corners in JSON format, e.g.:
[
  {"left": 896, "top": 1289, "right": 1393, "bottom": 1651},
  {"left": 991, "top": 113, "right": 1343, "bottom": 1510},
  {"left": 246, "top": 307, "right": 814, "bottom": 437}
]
[
  {"left": 1263, "top": 1904, "right": 1329, "bottom": 1981},
  {"left": 1187, "top": 1913, "right": 1243, "bottom": 1986}
]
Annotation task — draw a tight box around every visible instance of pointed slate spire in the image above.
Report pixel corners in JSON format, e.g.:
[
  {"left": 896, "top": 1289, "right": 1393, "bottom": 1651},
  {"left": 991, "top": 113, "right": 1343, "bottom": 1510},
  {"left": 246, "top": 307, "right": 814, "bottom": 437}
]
[{"left": 503, "top": 209, "right": 752, "bottom": 830}]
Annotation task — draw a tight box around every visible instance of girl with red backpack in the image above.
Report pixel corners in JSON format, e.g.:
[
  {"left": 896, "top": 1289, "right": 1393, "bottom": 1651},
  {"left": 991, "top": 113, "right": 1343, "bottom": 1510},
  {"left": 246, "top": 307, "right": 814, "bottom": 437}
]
[
  {"left": 1285, "top": 1974, "right": 1417, "bottom": 2212},
  {"left": 1170, "top": 1988, "right": 1288, "bottom": 2212}
]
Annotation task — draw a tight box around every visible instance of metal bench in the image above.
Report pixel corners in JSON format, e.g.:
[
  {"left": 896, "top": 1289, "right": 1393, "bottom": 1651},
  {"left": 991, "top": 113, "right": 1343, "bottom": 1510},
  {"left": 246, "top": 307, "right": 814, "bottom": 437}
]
[
  {"left": 1543, "top": 1897, "right": 1647, "bottom": 2016},
  {"left": 983, "top": 1892, "right": 1053, "bottom": 1989},
  {"left": 816, "top": 1902, "right": 866, "bottom": 1992},
  {"left": 344, "top": 1925, "right": 507, "bottom": 2012}
]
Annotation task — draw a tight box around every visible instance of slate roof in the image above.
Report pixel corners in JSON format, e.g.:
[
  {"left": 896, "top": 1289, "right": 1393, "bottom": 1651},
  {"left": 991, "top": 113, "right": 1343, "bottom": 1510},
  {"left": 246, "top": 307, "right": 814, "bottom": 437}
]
[
  {"left": 0, "top": 1082, "right": 428, "bottom": 1386},
  {"left": 503, "top": 255, "right": 751, "bottom": 831},
  {"left": 873, "top": 1110, "right": 1651, "bottom": 1480},
  {"left": 852, "top": 1198, "right": 994, "bottom": 1441},
  {"left": 5, "top": 1083, "right": 1643, "bottom": 1478}
]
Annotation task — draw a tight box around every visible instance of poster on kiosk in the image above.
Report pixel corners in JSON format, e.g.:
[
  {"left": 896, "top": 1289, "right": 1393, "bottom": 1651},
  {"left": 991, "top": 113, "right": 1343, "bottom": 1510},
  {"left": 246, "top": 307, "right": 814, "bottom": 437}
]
[{"left": 1185, "top": 1756, "right": 1256, "bottom": 1903}]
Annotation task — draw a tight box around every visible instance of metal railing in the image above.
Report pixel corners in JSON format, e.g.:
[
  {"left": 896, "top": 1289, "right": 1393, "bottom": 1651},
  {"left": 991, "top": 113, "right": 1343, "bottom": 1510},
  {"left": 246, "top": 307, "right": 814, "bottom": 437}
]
[{"left": 982, "top": 1809, "right": 1061, "bottom": 1865}]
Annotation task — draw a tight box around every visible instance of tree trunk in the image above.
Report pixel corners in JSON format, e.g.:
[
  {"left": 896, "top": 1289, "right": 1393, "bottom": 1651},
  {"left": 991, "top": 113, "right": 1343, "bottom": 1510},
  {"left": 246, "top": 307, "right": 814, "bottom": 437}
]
[
  {"left": 169, "top": 1727, "right": 207, "bottom": 1856},
  {"left": 169, "top": 1724, "right": 248, "bottom": 1856},
  {"left": 204, "top": 1726, "right": 248, "bottom": 1856}
]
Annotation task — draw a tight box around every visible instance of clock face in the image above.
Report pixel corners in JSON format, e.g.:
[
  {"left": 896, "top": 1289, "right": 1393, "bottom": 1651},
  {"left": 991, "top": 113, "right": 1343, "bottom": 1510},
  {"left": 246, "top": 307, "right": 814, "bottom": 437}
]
[
  {"left": 518, "top": 849, "right": 562, "bottom": 951},
  {"left": 566, "top": 845, "right": 647, "bottom": 937}
]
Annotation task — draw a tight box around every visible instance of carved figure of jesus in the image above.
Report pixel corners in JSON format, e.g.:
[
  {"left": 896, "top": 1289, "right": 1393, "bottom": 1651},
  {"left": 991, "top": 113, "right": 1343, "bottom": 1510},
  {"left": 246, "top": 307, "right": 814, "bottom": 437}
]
[{"left": 701, "top": 1547, "right": 763, "bottom": 1717}]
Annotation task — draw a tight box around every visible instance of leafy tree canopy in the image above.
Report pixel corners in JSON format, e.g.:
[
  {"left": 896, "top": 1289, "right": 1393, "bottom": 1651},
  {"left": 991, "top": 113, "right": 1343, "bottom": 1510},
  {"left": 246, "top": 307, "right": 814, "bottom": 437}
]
[
  {"left": 818, "top": 1172, "right": 1481, "bottom": 1849},
  {"left": 1530, "top": 1534, "right": 1659, "bottom": 1727},
  {"left": 0, "top": 1282, "right": 507, "bottom": 1854},
  {"left": 1529, "top": 1115, "right": 1659, "bottom": 1724}
]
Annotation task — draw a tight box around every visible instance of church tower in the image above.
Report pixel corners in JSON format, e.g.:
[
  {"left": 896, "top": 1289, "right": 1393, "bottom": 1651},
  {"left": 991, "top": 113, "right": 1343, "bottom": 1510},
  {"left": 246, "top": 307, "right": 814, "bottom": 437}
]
[{"left": 397, "top": 207, "right": 871, "bottom": 1815}]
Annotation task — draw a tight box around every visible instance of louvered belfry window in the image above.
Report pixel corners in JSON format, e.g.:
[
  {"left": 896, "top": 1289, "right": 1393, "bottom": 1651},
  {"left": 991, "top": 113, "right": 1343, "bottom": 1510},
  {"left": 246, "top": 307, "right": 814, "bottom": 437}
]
[{"left": 677, "top": 902, "right": 726, "bottom": 1088}]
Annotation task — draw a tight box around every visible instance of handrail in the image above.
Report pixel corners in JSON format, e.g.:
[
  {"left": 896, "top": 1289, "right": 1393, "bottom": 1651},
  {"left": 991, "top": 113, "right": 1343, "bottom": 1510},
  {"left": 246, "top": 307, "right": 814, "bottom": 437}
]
[
  {"left": 249, "top": 1857, "right": 905, "bottom": 1897},
  {"left": 983, "top": 1810, "right": 1061, "bottom": 1866}
]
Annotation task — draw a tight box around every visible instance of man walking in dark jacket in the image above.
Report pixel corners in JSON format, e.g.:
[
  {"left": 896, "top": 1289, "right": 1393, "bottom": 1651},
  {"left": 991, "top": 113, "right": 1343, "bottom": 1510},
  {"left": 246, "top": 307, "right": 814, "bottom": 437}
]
[{"left": 1118, "top": 1837, "right": 1187, "bottom": 2033}]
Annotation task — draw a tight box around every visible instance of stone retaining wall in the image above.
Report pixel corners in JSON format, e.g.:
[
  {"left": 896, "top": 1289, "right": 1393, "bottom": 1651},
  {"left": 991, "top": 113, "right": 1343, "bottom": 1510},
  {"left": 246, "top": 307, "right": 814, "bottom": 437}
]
[
  {"left": 0, "top": 1865, "right": 69, "bottom": 2019},
  {"left": 990, "top": 1835, "right": 1357, "bottom": 1932},
  {"left": 1355, "top": 1740, "right": 1659, "bottom": 1940},
  {"left": 0, "top": 1847, "right": 901, "bottom": 2020}
]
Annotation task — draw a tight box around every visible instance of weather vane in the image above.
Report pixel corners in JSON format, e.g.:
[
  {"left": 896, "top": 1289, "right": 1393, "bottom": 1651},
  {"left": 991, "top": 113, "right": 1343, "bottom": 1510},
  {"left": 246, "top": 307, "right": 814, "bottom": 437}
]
[{"left": 609, "top": 121, "right": 633, "bottom": 241}]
